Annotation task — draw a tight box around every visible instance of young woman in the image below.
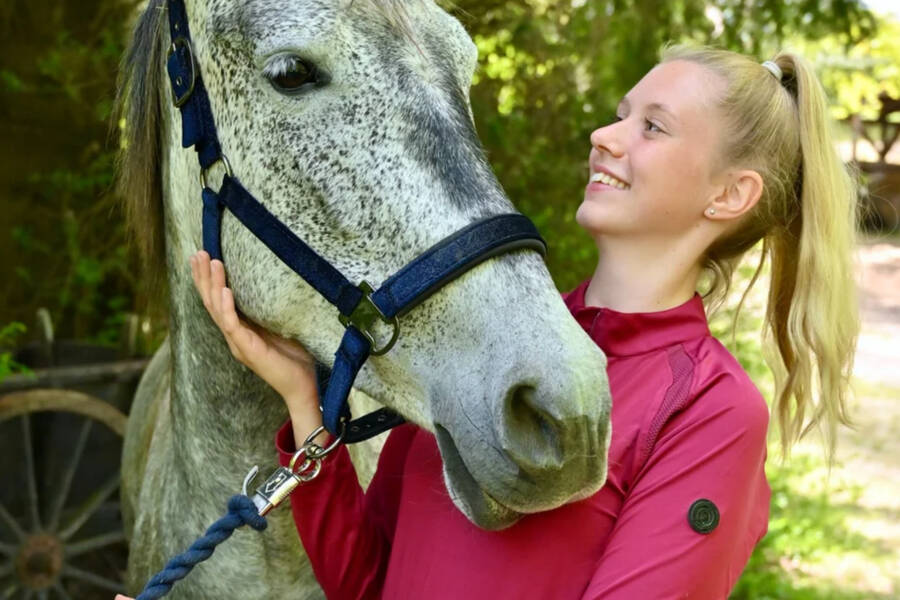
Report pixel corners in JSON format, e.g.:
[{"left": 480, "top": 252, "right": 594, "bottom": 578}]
[{"left": 120, "top": 43, "right": 859, "bottom": 599}]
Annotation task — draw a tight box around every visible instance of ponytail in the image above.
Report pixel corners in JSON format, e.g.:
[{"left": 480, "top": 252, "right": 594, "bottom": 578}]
[
  {"left": 660, "top": 44, "right": 860, "bottom": 465},
  {"left": 764, "top": 53, "right": 859, "bottom": 464}
]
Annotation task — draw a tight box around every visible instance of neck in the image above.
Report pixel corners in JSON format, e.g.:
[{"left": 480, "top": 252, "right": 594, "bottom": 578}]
[
  {"left": 167, "top": 258, "right": 290, "bottom": 464},
  {"left": 584, "top": 233, "right": 702, "bottom": 313},
  {"left": 161, "top": 128, "right": 289, "bottom": 476}
]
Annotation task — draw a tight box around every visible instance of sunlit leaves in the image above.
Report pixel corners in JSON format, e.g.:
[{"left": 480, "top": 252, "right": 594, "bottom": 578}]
[{"left": 441, "top": 0, "right": 887, "bottom": 291}]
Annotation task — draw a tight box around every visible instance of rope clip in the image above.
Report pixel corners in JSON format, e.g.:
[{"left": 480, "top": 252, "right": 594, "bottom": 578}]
[{"left": 243, "top": 423, "right": 345, "bottom": 516}]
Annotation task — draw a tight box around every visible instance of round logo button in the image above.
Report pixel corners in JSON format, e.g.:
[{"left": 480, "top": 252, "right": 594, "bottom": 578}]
[{"left": 687, "top": 499, "right": 719, "bottom": 534}]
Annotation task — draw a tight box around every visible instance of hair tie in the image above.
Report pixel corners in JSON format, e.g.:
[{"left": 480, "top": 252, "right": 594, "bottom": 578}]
[{"left": 761, "top": 60, "right": 783, "bottom": 81}]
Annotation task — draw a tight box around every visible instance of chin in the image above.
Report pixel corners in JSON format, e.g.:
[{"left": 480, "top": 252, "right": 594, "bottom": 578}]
[
  {"left": 576, "top": 199, "right": 636, "bottom": 239},
  {"left": 433, "top": 424, "right": 522, "bottom": 530},
  {"left": 441, "top": 465, "right": 523, "bottom": 531},
  {"left": 575, "top": 201, "right": 610, "bottom": 236}
]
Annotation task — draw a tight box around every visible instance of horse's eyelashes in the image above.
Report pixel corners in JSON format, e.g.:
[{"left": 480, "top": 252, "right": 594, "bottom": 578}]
[
  {"left": 264, "top": 55, "right": 325, "bottom": 95},
  {"left": 274, "top": 63, "right": 313, "bottom": 87}
]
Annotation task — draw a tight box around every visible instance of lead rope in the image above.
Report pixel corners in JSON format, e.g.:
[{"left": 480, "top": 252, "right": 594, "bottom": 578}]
[
  {"left": 135, "top": 495, "right": 267, "bottom": 600},
  {"left": 134, "top": 425, "right": 343, "bottom": 599}
]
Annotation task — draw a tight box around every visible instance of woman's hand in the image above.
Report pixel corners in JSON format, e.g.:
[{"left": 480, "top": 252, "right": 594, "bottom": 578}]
[{"left": 189, "top": 251, "right": 324, "bottom": 438}]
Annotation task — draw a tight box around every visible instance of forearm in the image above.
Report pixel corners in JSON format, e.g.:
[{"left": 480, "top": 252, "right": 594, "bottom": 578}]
[{"left": 284, "top": 392, "right": 329, "bottom": 450}]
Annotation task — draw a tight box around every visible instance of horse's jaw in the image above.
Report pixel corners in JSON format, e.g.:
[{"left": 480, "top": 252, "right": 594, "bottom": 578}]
[
  {"left": 435, "top": 420, "right": 610, "bottom": 531},
  {"left": 434, "top": 424, "right": 523, "bottom": 530}
]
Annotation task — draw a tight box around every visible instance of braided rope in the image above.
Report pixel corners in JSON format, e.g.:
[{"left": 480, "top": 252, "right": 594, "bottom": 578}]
[{"left": 135, "top": 495, "right": 268, "bottom": 600}]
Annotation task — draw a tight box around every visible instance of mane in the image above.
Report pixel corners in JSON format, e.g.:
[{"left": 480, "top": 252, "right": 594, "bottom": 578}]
[
  {"left": 112, "top": 0, "right": 421, "bottom": 316},
  {"left": 113, "top": 0, "right": 168, "bottom": 316}
]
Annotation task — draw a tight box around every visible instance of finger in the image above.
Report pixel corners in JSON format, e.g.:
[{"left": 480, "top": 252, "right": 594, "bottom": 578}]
[
  {"left": 220, "top": 287, "right": 257, "bottom": 362},
  {"left": 195, "top": 251, "right": 213, "bottom": 310},
  {"left": 222, "top": 289, "right": 273, "bottom": 369},
  {"left": 219, "top": 287, "right": 243, "bottom": 337},
  {"left": 210, "top": 259, "right": 226, "bottom": 317},
  {"left": 190, "top": 252, "right": 208, "bottom": 308},
  {"left": 198, "top": 253, "right": 229, "bottom": 332},
  {"left": 189, "top": 252, "right": 201, "bottom": 300}
]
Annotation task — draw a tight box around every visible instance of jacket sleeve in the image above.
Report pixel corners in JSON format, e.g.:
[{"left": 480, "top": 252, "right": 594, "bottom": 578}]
[
  {"left": 580, "top": 374, "right": 771, "bottom": 599},
  {"left": 274, "top": 420, "right": 418, "bottom": 600}
]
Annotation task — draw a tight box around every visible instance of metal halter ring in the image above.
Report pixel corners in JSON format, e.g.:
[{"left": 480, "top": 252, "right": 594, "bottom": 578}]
[
  {"left": 287, "top": 421, "right": 346, "bottom": 473},
  {"left": 200, "top": 154, "right": 234, "bottom": 191},
  {"left": 338, "top": 281, "right": 401, "bottom": 356},
  {"left": 303, "top": 422, "right": 346, "bottom": 459}
]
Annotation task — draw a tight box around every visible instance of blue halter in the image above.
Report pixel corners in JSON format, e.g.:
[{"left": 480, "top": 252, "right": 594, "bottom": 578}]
[{"left": 165, "top": 0, "right": 547, "bottom": 442}]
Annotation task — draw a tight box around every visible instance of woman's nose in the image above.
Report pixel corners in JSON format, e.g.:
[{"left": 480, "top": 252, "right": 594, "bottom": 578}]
[{"left": 590, "top": 124, "right": 624, "bottom": 158}]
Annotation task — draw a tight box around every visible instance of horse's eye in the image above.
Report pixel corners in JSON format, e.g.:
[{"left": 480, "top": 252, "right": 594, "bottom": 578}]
[{"left": 265, "top": 56, "right": 324, "bottom": 94}]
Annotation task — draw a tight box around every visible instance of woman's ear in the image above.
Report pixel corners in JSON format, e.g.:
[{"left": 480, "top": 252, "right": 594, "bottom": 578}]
[{"left": 706, "top": 169, "right": 763, "bottom": 221}]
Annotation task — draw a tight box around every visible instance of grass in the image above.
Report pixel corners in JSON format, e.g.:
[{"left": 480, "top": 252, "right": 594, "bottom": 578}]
[{"left": 732, "top": 379, "right": 900, "bottom": 598}]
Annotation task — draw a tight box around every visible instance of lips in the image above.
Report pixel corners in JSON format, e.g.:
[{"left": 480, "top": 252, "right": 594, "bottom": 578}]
[
  {"left": 590, "top": 164, "right": 630, "bottom": 189},
  {"left": 589, "top": 172, "right": 629, "bottom": 190},
  {"left": 434, "top": 423, "right": 523, "bottom": 530}
]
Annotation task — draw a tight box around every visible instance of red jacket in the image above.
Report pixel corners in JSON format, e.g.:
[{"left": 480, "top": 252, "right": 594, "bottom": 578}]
[{"left": 274, "top": 280, "right": 771, "bottom": 599}]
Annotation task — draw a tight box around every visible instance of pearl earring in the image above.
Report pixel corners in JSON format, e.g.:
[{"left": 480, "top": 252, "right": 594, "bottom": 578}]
[{"left": 707, "top": 208, "right": 716, "bottom": 216}]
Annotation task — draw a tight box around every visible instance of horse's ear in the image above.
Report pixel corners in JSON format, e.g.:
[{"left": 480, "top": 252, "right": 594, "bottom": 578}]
[{"left": 113, "top": 2, "right": 169, "bottom": 320}]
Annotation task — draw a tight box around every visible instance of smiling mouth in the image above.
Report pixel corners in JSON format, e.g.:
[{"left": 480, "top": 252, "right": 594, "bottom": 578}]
[{"left": 589, "top": 172, "right": 630, "bottom": 190}]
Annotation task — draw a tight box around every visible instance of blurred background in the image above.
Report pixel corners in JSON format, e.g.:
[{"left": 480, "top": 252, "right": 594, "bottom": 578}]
[{"left": 0, "top": 0, "right": 898, "bottom": 598}]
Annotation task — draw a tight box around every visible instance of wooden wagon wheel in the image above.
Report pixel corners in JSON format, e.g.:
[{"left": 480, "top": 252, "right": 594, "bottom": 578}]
[{"left": 0, "top": 389, "right": 129, "bottom": 599}]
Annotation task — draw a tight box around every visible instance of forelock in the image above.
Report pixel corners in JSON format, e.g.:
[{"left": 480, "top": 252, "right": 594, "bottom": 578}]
[{"left": 360, "top": 0, "right": 418, "bottom": 38}]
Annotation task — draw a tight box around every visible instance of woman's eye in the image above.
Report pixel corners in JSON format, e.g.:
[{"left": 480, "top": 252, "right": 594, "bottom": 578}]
[
  {"left": 265, "top": 56, "right": 324, "bottom": 94},
  {"left": 644, "top": 119, "right": 663, "bottom": 133}
]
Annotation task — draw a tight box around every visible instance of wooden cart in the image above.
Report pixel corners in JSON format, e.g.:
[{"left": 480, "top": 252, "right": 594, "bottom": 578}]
[
  {"left": 0, "top": 309, "right": 150, "bottom": 599},
  {"left": 847, "top": 91, "right": 900, "bottom": 232}
]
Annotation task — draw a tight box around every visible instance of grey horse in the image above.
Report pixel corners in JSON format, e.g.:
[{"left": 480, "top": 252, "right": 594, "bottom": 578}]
[{"left": 115, "top": 0, "right": 612, "bottom": 597}]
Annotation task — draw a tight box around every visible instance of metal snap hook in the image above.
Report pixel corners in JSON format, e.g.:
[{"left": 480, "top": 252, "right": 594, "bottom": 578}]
[{"left": 241, "top": 465, "right": 260, "bottom": 496}]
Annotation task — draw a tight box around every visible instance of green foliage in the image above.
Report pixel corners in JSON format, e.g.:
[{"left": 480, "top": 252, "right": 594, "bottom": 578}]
[
  {"left": 790, "top": 17, "right": 900, "bottom": 122},
  {"left": 730, "top": 454, "right": 888, "bottom": 599},
  {"left": 0, "top": 0, "right": 142, "bottom": 346},
  {"left": 0, "top": 321, "right": 33, "bottom": 383},
  {"left": 0, "top": 68, "right": 26, "bottom": 92}
]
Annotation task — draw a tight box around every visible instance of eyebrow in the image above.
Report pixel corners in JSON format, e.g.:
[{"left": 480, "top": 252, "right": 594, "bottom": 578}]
[{"left": 617, "top": 97, "right": 680, "bottom": 124}]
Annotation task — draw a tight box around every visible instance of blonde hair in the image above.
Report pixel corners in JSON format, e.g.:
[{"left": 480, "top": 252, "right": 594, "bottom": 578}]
[{"left": 660, "top": 44, "right": 860, "bottom": 464}]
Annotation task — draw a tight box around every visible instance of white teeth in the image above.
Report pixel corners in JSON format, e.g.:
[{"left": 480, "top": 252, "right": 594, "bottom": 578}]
[{"left": 590, "top": 171, "right": 629, "bottom": 189}]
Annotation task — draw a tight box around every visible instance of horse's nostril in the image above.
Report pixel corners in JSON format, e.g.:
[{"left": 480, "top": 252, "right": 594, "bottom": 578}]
[{"left": 502, "top": 384, "right": 563, "bottom": 466}]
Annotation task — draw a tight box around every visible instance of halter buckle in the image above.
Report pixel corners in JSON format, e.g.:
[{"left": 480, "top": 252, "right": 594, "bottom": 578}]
[
  {"left": 168, "top": 36, "right": 197, "bottom": 108},
  {"left": 339, "top": 281, "right": 400, "bottom": 356}
]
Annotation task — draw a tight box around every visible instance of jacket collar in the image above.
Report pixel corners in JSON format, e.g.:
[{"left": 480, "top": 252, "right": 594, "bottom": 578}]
[{"left": 563, "top": 278, "right": 710, "bottom": 357}]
